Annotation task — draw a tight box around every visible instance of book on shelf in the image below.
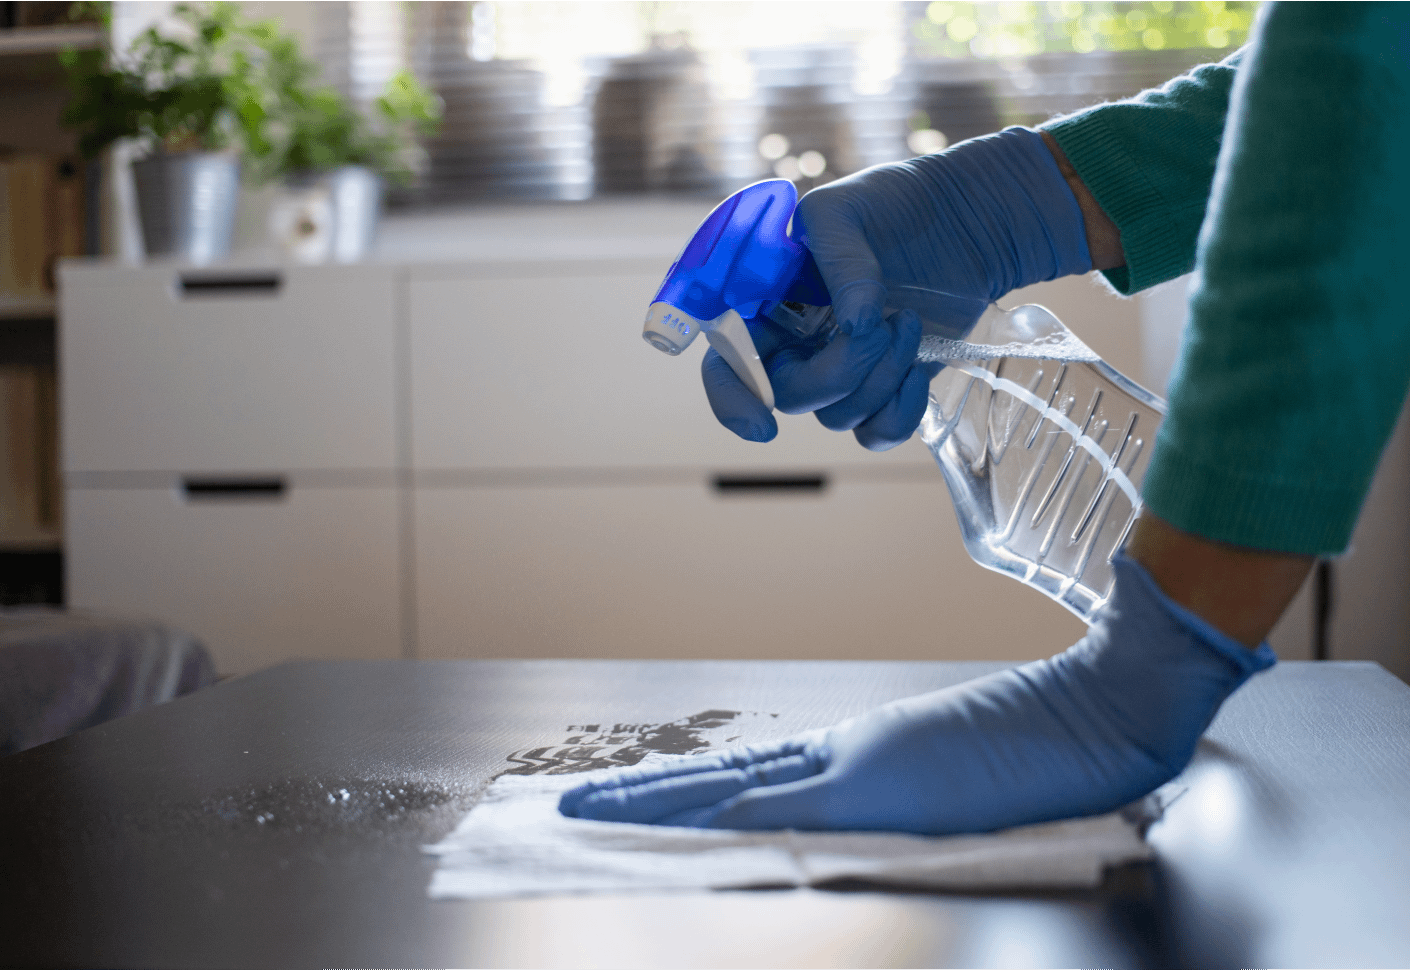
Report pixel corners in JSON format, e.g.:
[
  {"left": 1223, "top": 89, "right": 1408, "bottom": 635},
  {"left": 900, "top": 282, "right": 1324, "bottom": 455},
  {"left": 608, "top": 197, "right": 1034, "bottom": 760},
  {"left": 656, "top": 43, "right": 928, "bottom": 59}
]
[
  {"left": 1, "top": 151, "right": 85, "bottom": 299},
  {"left": 1, "top": 151, "right": 74, "bottom": 549},
  {"left": 0, "top": 363, "right": 60, "bottom": 548}
]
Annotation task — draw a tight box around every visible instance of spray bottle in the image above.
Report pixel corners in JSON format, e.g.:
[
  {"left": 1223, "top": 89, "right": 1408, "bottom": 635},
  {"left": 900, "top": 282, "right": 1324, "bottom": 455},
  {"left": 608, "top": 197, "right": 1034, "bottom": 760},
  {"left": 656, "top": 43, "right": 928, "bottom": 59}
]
[{"left": 642, "top": 179, "right": 1167, "bottom": 621}]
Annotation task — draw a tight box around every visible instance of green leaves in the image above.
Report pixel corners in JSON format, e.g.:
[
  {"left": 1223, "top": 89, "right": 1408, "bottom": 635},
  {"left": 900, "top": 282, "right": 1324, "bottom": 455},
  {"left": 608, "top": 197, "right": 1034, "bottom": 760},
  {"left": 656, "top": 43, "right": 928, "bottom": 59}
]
[
  {"left": 62, "top": 2, "right": 259, "bottom": 156},
  {"left": 59, "top": 0, "right": 441, "bottom": 181},
  {"left": 252, "top": 65, "right": 442, "bottom": 185},
  {"left": 378, "top": 70, "right": 442, "bottom": 133}
]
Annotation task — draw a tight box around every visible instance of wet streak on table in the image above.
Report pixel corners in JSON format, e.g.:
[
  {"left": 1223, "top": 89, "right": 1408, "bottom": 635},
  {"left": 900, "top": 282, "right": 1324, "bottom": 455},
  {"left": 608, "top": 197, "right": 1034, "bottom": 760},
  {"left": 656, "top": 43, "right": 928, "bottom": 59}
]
[{"left": 0, "top": 659, "right": 1407, "bottom": 969}]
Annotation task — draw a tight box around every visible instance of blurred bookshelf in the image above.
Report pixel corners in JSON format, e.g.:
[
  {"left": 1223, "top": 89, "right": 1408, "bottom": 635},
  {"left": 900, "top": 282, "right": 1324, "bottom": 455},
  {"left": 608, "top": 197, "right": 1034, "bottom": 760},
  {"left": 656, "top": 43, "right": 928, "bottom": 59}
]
[{"left": 1, "top": 2, "right": 100, "bottom": 605}]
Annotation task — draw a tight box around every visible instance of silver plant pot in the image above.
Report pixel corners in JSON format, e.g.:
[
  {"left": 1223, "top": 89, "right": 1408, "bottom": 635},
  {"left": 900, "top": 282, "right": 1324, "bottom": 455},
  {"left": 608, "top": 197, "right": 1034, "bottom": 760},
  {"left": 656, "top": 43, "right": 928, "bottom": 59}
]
[{"left": 131, "top": 151, "right": 240, "bottom": 264}]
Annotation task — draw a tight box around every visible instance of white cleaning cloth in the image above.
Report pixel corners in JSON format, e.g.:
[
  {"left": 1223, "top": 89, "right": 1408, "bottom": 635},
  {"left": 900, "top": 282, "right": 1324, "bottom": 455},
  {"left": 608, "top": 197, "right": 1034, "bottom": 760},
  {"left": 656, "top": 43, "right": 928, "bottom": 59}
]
[{"left": 424, "top": 769, "right": 1168, "bottom": 899}]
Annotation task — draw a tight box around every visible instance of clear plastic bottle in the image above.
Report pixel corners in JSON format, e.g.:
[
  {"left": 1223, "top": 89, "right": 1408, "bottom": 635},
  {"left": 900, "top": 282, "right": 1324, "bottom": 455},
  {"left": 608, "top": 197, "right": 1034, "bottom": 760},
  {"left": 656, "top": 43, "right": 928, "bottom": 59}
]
[
  {"left": 915, "top": 299, "right": 1167, "bottom": 621},
  {"left": 762, "top": 287, "right": 1167, "bottom": 621}
]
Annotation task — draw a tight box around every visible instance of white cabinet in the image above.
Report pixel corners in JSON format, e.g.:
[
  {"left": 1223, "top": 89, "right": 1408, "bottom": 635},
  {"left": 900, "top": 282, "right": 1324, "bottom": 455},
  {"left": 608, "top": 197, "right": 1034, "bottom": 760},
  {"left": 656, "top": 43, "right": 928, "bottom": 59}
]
[
  {"left": 61, "top": 263, "right": 399, "bottom": 473},
  {"left": 60, "top": 262, "right": 405, "bottom": 675},
  {"left": 61, "top": 224, "right": 1137, "bottom": 676},
  {"left": 406, "top": 263, "right": 935, "bottom": 472},
  {"left": 66, "top": 484, "right": 403, "bottom": 673},
  {"left": 413, "top": 474, "right": 1085, "bottom": 661}
]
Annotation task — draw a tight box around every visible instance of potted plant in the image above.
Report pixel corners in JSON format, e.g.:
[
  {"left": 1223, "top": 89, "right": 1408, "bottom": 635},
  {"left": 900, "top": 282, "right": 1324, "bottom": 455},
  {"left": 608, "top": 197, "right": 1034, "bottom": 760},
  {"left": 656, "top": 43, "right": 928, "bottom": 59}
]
[
  {"left": 249, "top": 34, "right": 440, "bottom": 263},
  {"left": 61, "top": 2, "right": 279, "bottom": 263}
]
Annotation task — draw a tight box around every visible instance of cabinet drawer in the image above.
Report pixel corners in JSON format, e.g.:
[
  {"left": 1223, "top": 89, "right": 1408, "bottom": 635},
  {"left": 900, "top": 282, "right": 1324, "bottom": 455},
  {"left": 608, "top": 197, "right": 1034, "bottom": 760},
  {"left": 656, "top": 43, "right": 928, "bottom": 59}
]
[
  {"left": 414, "top": 476, "right": 1084, "bottom": 661},
  {"left": 60, "top": 265, "right": 398, "bottom": 473},
  {"left": 66, "top": 484, "right": 403, "bottom": 675},
  {"left": 408, "top": 270, "right": 934, "bottom": 471}
]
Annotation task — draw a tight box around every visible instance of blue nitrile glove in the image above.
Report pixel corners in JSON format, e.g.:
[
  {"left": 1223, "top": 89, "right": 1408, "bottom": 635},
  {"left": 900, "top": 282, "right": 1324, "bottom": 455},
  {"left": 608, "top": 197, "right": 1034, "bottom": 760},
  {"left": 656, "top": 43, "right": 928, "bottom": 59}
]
[
  {"left": 704, "top": 306, "right": 939, "bottom": 449},
  {"left": 559, "top": 555, "right": 1275, "bottom": 834},
  {"left": 705, "top": 126, "right": 1092, "bottom": 450}
]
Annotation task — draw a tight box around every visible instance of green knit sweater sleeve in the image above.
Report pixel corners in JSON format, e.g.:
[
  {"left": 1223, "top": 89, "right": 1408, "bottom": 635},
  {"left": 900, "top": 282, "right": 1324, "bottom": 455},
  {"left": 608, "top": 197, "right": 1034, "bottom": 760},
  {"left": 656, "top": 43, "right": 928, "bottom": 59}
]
[
  {"left": 1042, "top": 49, "right": 1246, "bottom": 294},
  {"left": 1140, "top": 3, "right": 1410, "bottom": 554}
]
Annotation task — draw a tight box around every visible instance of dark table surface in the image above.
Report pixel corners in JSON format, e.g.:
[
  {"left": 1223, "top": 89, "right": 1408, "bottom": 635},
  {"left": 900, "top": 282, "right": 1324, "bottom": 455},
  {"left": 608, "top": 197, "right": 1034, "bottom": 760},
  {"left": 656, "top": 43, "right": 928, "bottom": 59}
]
[{"left": 2, "top": 658, "right": 1407, "bottom": 969}]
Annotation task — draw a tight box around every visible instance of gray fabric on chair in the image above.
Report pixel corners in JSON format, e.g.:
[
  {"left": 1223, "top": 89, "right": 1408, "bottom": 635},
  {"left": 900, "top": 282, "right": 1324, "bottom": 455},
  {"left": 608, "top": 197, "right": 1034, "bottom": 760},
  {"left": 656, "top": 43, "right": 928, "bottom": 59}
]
[{"left": 0, "top": 608, "right": 216, "bottom": 756}]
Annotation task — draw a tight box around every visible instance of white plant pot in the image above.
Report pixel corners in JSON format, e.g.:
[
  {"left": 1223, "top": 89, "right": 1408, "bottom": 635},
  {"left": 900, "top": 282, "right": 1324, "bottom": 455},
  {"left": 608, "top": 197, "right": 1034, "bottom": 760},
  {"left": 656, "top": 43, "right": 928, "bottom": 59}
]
[{"left": 269, "top": 166, "right": 383, "bottom": 264}]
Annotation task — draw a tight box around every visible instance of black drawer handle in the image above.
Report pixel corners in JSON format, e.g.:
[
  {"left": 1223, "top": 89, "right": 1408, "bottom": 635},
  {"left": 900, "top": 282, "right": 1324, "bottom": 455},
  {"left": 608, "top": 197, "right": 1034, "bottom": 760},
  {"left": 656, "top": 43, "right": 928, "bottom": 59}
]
[
  {"left": 182, "top": 476, "right": 286, "bottom": 500},
  {"left": 712, "top": 473, "right": 828, "bottom": 494},
  {"left": 178, "top": 272, "right": 282, "bottom": 297}
]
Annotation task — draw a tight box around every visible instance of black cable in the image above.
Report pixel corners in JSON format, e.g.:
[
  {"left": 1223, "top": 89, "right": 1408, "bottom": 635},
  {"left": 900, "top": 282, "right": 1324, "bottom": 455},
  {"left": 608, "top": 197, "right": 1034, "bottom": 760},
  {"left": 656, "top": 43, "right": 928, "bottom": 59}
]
[{"left": 1313, "top": 559, "right": 1334, "bottom": 661}]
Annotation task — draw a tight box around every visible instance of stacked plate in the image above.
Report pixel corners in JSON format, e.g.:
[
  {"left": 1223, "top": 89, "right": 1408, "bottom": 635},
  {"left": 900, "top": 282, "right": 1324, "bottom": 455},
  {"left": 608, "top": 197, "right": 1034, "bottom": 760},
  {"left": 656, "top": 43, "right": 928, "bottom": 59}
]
[
  {"left": 748, "top": 45, "right": 861, "bottom": 186},
  {"left": 404, "top": 2, "right": 588, "bottom": 203},
  {"left": 590, "top": 49, "right": 717, "bottom": 195}
]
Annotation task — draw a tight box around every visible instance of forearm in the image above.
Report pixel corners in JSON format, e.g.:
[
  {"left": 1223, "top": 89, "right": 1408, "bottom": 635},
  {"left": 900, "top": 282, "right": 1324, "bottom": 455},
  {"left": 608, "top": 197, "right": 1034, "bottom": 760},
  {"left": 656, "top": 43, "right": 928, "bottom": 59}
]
[{"left": 1041, "top": 128, "right": 1313, "bottom": 649}]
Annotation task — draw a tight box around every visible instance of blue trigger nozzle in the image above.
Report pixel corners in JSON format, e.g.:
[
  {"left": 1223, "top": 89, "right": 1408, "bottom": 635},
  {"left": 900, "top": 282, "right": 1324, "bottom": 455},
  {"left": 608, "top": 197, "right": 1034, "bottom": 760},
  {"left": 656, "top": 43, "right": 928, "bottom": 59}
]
[
  {"left": 642, "top": 179, "right": 833, "bottom": 412},
  {"left": 643, "top": 180, "right": 830, "bottom": 349}
]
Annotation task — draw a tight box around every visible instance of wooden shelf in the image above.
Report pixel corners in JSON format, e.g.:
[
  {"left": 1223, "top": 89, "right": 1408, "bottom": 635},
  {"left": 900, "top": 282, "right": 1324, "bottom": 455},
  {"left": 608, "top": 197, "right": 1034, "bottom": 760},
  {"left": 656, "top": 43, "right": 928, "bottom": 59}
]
[
  {"left": 0, "top": 24, "right": 102, "bottom": 82},
  {"left": 0, "top": 534, "right": 63, "bottom": 553},
  {"left": 0, "top": 24, "right": 102, "bottom": 56},
  {"left": 0, "top": 294, "right": 56, "bottom": 320}
]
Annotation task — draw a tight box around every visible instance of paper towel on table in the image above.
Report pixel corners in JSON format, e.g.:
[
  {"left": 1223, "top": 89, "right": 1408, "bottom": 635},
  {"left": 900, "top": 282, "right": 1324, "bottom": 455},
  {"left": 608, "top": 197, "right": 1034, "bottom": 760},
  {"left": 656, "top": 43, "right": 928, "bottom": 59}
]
[{"left": 424, "top": 769, "right": 1171, "bottom": 899}]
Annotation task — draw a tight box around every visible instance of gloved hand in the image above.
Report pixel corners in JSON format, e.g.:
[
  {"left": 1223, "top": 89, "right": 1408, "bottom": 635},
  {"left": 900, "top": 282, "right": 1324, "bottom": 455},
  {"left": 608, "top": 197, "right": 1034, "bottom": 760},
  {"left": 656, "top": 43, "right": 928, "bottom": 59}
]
[
  {"left": 559, "top": 555, "right": 1275, "bottom": 834},
  {"left": 706, "top": 126, "right": 1092, "bottom": 450}
]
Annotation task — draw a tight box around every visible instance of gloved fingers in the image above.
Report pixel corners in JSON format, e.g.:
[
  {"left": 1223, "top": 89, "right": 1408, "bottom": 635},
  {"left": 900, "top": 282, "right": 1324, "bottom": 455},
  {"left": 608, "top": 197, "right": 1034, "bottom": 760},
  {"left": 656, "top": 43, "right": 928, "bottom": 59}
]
[
  {"left": 768, "top": 325, "right": 892, "bottom": 416},
  {"left": 853, "top": 361, "right": 943, "bottom": 452},
  {"left": 651, "top": 804, "right": 722, "bottom": 828},
  {"left": 828, "top": 279, "right": 887, "bottom": 338},
  {"left": 702, "top": 347, "right": 778, "bottom": 442},
  {"left": 742, "top": 312, "right": 795, "bottom": 359},
  {"left": 559, "top": 748, "right": 736, "bottom": 818},
  {"left": 701, "top": 313, "right": 814, "bottom": 440},
  {"left": 698, "top": 772, "right": 837, "bottom": 831},
  {"left": 813, "top": 309, "right": 923, "bottom": 432},
  {"left": 558, "top": 738, "right": 815, "bottom": 817},
  {"left": 567, "top": 751, "right": 825, "bottom": 825},
  {"left": 792, "top": 187, "right": 886, "bottom": 337}
]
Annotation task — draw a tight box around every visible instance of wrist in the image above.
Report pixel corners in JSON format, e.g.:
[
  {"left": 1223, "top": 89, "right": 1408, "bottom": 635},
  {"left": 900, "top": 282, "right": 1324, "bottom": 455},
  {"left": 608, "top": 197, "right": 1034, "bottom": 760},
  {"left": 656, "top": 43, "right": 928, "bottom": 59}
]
[
  {"left": 1039, "top": 130, "right": 1125, "bottom": 271},
  {"left": 1125, "top": 513, "right": 1314, "bottom": 647},
  {"left": 910, "top": 127, "right": 1093, "bottom": 291},
  {"left": 1062, "top": 553, "right": 1276, "bottom": 780},
  {"left": 1109, "top": 552, "right": 1278, "bottom": 676}
]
